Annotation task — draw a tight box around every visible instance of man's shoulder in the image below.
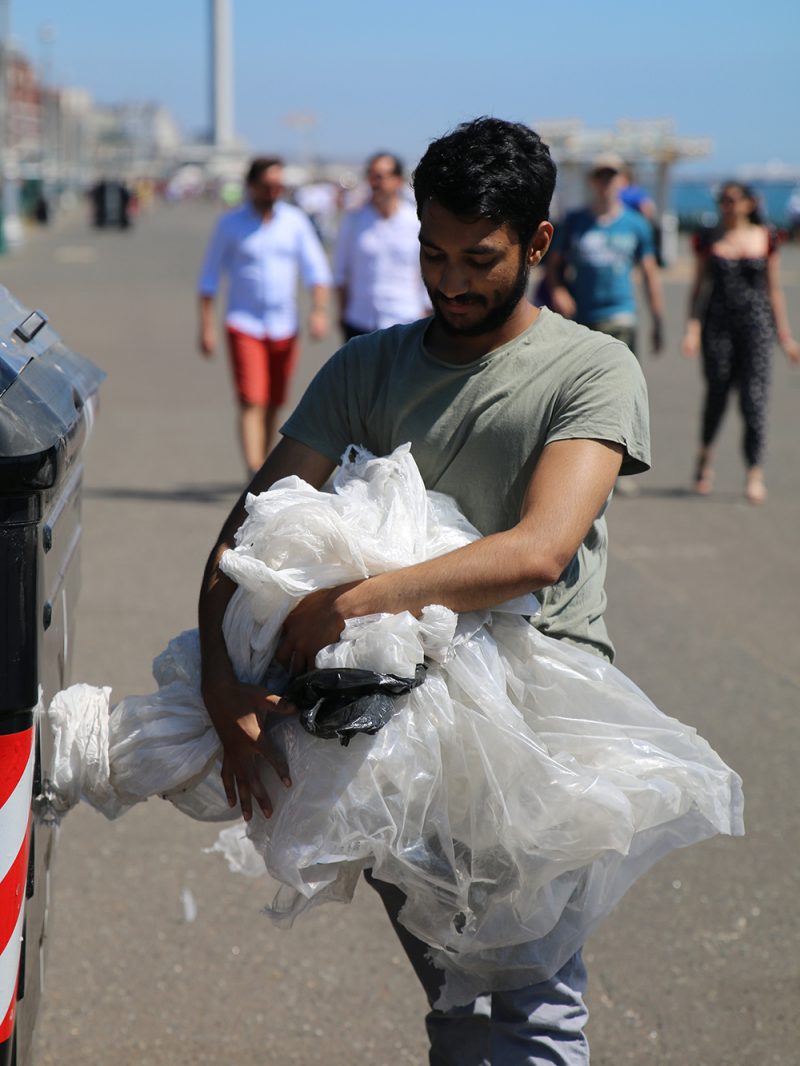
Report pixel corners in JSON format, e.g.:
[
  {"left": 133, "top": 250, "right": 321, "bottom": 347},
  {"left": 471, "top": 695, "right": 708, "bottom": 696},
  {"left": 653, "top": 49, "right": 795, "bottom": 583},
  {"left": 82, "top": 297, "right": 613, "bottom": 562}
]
[
  {"left": 616, "top": 205, "right": 652, "bottom": 235},
  {"left": 346, "top": 317, "right": 427, "bottom": 357},
  {"left": 395, "top": 200, "right": 419, "bottom": 221},
  {"left": 537, "top": 309, "right": 641, "bottom": 369},
  {"left": 214, "top": 203, "right": 251, "bottom": 230},
  {"left": 344, "top": 202, "right": 376, "bottom": 223},
  {"left": 556, "top": 207, "right": 594, "bottom": 242},
  {"left": 275, "top": 200, "right": 312, "bottom": 226},
  {"left": 562, "top": 207, "right": 593, "bottom": 227},
  {"left": 307, "top": 320, "right": 427, "bottom": 398}
]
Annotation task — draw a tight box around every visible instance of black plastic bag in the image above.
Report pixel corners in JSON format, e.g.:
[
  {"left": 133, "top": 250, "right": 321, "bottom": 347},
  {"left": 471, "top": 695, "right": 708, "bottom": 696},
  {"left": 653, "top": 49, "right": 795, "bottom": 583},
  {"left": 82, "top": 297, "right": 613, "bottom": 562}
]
[{"left": 285, "top": 664, "right": 426, "bottom": 745}]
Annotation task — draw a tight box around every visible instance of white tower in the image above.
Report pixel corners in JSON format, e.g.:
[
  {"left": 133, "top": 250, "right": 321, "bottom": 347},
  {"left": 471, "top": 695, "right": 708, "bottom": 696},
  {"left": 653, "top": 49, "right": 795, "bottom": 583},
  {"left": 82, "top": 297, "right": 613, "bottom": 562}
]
[{"left": 210, "top": 0, "right": 233, "bottom": 147}]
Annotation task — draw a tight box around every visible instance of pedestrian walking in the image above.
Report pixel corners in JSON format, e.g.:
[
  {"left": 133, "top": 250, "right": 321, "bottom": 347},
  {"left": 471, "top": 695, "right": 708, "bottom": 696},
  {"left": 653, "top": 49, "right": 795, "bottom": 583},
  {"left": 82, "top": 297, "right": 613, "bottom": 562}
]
[
  {"left": 197, "top": 156, "right": 332, "bottom": 472},
  {"left": 198, "top": 117, "right": 651, "bottom": 1064},
  {"left": 619, "top": 164, "right": 664, "bottom": 266},
  {"left": 333, "top": 152, "right": 430, "bottom": 340},
  {"left": 545, "top": 152, "right": 664, "bottom": 356},
  {"left": 681, "top": 180, "right": 800, "bottom": 504}
]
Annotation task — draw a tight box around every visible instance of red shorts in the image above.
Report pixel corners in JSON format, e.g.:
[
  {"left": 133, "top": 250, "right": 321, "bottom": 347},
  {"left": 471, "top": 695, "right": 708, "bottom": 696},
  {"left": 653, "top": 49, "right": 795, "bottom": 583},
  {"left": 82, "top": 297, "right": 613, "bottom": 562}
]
[{"left": 225, "top": 327, "right": 299, "bottom": 407}]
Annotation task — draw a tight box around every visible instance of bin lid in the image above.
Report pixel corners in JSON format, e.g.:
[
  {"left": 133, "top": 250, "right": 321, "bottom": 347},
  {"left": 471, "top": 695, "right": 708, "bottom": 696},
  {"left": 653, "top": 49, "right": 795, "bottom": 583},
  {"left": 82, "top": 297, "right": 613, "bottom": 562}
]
[{"left": 0, "top": 285, "right": 106, "bottom": 492}]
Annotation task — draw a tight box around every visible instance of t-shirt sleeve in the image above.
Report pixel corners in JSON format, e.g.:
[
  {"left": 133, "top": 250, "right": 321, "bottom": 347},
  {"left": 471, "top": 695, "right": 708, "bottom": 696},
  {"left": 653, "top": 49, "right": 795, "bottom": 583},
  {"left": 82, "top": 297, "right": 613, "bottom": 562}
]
[
  {"left": 545, "top": 339, "right": 651, "bottom": 475},
  {"left": 280, "top": 340, "right": 366, "bottom": 462},
  {"left": 296, "top": 213, "right": 333, "bottom": 287},
  {"left": 633, "top": 213, "right": 656, "bottom": 261},
  {"left": 197, "top": 216, "right": 229, "bottom": 295}
]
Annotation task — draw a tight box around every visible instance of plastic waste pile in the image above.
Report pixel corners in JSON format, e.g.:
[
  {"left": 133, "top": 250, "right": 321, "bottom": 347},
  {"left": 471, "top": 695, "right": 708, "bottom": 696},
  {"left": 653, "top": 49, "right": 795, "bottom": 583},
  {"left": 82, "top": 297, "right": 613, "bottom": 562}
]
[{"left": 41, "top": 443, "right": 744, "bottom": 1008}]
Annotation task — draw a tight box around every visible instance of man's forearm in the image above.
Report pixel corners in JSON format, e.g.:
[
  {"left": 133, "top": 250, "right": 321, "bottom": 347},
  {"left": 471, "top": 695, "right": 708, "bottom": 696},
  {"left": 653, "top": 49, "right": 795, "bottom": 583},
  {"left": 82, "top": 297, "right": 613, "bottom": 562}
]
[
  {"left": 642, "top": 259, "right": 664, "bottom": 320},
  {"left": 198, "top": 493, "right": 253, "bottom": 691},
  {"left": 310, "top": 284, "right": 330, "bottom": 312},
  {"left": 277, "top": 524, "right": 572, "bottom": 674},
  {"left": 199, "top": 294, "right": 215, "bottom": 328},
  {"left": 337, "top": 525, "right": 567, "bottom": 622}
]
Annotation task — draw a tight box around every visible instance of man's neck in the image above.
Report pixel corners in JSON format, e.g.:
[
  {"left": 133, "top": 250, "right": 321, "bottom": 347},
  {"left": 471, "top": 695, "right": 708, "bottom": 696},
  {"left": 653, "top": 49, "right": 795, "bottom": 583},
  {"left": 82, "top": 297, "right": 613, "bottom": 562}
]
[
  {"left": 373, "top": 195, "right": 400, "bottom": 219},
  {"left": 426, "top": 301, "right": 540, "bottom": 364},
  {"left": 250, "top": 201, "right": 277, "bottom": 221},
  {"left": 591, "top": 199, "right": 622, "bottom": 223}
]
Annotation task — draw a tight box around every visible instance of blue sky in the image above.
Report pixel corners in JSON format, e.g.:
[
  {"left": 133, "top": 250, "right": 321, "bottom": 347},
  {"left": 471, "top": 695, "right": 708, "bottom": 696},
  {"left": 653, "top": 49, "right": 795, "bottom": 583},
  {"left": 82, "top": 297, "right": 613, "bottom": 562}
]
[{"left": 11, "top": 0, "right": 800, "bottom": 175}]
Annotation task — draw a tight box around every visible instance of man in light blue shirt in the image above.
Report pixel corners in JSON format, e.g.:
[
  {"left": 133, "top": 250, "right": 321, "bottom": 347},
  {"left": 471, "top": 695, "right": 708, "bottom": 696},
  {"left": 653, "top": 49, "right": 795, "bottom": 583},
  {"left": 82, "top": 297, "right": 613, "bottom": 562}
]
[
  {"left": 546, "top": 153, "right": 663, "bottom": 357},
  {"left": 198, "top": 157, "right": 332, "bottom": 471},
  {"left": 333, "top": 153, "right": 430, "bottom": 339}
]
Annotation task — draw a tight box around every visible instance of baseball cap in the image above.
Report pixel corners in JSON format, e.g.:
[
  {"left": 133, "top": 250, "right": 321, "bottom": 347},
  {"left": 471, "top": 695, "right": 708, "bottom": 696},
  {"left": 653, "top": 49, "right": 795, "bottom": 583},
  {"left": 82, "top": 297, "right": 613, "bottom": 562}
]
[{"left": 589, "top": 152, "right": 625, "bottom": 176}]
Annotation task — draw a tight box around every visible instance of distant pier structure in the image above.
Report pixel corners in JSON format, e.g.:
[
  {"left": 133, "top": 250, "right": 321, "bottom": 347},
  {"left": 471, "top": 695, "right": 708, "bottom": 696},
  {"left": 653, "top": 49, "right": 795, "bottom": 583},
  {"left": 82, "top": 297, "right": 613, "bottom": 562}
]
[
  {"left": 537, "top": 118, "right": 712, "bottom": 212},
  {"left": 536, "top": 119, "right": 712, "bottom": 264}
]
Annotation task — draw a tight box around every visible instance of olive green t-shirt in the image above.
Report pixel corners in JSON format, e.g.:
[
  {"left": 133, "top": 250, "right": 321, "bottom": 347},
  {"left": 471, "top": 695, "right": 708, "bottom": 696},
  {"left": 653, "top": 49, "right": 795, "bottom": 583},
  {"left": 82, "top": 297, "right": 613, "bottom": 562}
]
[{"left": 282, "top": 307, "right": 650, "bottom": 661}]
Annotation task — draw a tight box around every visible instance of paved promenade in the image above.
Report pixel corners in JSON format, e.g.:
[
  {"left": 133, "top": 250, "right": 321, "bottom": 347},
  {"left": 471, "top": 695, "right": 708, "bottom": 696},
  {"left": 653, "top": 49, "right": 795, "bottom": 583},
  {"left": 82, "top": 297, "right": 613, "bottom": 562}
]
[{"left": 3, "top": 201, "right": 799, "bottom": 1065}]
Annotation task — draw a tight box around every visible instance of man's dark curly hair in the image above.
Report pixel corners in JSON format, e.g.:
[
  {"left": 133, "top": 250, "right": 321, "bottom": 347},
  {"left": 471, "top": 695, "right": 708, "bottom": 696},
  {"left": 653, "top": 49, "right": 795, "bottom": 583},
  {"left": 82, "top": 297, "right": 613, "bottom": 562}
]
[{"left": 413, "top": 117, "right": 557, "bottom": 245}]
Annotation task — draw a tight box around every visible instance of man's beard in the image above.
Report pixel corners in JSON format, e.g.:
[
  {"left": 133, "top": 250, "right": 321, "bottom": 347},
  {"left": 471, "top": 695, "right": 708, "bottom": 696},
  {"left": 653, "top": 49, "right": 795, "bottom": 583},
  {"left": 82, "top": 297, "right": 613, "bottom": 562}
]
[{"left": 430, "top": 256, "right": 530, "bottom": 338}]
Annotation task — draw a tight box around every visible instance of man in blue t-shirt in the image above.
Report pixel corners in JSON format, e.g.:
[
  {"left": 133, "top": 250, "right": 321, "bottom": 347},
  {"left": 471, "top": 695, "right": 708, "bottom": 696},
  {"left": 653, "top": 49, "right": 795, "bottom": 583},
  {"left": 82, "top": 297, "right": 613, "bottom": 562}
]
[{"left": 546, "top": 152, "right": 664, "bottom": 356}]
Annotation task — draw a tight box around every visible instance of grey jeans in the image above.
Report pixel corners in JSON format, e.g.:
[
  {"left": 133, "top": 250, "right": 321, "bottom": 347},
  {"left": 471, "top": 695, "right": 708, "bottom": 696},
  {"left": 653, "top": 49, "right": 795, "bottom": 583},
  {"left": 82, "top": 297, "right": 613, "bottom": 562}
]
[{"left": 365, "top": 871, "right": 590, "bottom": 1065}]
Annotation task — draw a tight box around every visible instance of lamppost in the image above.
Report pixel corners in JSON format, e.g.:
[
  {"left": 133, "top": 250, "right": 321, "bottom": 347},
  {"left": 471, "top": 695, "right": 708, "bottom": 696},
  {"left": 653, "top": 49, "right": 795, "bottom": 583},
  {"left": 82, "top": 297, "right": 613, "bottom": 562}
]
[
  {"left": 0, "top": 0, "right": 9, "bottom": 251},
  {"left": 38, "top": 21, "right": 56, "bottom": 202}
]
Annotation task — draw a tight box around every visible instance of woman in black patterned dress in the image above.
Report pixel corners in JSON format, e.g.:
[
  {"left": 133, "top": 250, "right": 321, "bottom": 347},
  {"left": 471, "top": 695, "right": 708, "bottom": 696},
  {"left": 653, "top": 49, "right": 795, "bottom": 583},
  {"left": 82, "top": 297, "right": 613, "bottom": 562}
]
[{"left": 682, "top": 181, "right": 799, "bottom": 503}]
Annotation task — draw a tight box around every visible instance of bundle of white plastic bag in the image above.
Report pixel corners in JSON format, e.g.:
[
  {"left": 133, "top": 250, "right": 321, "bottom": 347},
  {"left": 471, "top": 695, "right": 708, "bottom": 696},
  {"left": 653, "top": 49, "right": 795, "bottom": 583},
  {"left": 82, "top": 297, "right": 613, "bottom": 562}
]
[{"left": 41, "top": 443, "right": 743, "bottom": 1008}]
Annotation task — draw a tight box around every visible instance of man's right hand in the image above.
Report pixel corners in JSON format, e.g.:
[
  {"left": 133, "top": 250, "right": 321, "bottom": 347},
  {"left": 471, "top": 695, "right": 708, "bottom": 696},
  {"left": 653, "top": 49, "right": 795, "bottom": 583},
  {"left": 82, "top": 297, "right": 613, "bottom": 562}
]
[
  {"left": 197, "top": 439, "right": 337, "bottom": 819},
  {"left": 201, "top": 677, "right": 297, "bottom": 821},
  {"left": 199, "top": 325, "right": 216, "bottom": 358},
  {"left": 682, "top": 320, "right": 701, "bottom": 359}
]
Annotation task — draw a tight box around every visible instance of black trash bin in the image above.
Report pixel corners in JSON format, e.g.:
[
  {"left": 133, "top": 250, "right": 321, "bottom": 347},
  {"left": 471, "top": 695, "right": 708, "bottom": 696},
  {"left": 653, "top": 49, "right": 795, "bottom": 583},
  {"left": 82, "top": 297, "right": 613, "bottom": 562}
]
[{"left": 0, "top": 286, "right": 104, "bottom": 1066}]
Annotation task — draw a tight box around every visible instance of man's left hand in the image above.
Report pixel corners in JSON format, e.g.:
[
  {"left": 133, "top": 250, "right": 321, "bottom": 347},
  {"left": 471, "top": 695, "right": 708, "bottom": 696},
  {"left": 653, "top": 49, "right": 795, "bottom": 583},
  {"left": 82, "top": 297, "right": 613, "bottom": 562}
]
[
  {"left": 651, "top": 317, "right": 664, "bottom": 355},
  {"left": 308, "top": 308, "right": 329, "bottom": 340},
  {"left": 275, "top": 580, "right": 365, "bottom": 675}
]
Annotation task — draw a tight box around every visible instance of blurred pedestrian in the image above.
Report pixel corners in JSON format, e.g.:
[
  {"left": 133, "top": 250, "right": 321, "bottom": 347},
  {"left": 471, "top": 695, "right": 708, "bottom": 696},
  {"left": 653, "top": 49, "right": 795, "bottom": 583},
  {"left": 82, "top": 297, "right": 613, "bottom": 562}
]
[
  {"left": 619, "top": 165, "right": 657, "bottom": 223},
  {"left": 682, "top": 180, "right": 800, "bottom": 504},
  {"left": 619, "top": 164, "right": 664, "bottom": 266},
  {"left": 545, "top": 152, "right": 664, "bottom": 357},
  {"left": 198, "top": 157, "right": 332, "bottom": 472},
  {"left": 89, "top": 179, "right": 132, "bottom": 229},
  {"left": 786, "top": 186, "right": 800, "bottom": 241},
  {"left": 333, "top": 153, "right": 430, "bottom": 340}
]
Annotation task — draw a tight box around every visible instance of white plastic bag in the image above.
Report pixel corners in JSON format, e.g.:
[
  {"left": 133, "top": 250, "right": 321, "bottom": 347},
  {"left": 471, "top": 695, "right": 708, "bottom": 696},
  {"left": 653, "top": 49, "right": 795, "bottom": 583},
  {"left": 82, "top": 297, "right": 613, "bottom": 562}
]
[{"left": 42, "top": 443, "right": 743, "bottom": 1008}]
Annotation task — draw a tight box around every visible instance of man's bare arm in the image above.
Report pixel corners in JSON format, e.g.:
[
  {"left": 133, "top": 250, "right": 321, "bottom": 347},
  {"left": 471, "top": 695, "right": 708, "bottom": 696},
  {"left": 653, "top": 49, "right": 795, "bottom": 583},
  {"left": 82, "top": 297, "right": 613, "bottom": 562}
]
[
  {"left": 277, "top": 438, "right": 625, "bottom": 670},
  {"left": 639, "top": 254, "right": 664, "bottom": 354},
  {"left": 198, "top": 294, "right": 217, "bottom": 356},
  {"left": 198, "top": 435, "right": 336, "bottom": 820},
  {"left": 308, "top": 284, "right": 330, "bottom": 340}
]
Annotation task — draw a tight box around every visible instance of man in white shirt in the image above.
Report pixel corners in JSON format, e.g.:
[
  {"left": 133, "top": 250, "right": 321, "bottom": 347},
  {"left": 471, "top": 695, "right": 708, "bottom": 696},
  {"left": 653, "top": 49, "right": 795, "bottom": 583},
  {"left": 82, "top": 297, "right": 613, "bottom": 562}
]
[
  {"left": 198, "top": 157, "right": 332, "bottom": 471},
  {"left": 333, "top": 153, "right": 430, "bottom": 340}
]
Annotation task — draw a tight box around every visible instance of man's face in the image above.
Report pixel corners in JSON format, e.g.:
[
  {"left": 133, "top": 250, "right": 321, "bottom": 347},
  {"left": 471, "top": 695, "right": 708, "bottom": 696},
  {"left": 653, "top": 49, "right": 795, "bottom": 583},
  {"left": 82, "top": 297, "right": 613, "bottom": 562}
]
[
  {"left": 419, "top": 199, "right": 533, "bottom": 338},
  {"left": 367, "top": 156, "right": 404, "bottom": 206},
  {"left": 248, "top": 165, "right": 284, "bottom": 212},
  {"left": 589, "top": 168, "right": 624, "bottom": 201}
]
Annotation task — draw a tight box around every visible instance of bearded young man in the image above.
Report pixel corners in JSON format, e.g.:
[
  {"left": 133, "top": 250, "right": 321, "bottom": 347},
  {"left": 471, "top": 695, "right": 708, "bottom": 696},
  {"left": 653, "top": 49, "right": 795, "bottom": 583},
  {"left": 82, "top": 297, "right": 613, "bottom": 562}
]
[{"left": 198, "top": 117, "right": 650, "bottom": 1065}]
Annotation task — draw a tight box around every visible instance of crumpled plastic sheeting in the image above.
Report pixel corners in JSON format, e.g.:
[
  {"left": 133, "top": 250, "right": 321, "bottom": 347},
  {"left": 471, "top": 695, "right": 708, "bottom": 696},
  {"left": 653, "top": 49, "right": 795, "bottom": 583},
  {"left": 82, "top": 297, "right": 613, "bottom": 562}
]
[
  {"left": 218, "top": 443, "right": 536, "bottom": 688},
  {"left": 42, "top": 635, "right": 231, "bottom": 824},
  {"left": 41, "top": 443, "right": 744, "bottom": 1009}
]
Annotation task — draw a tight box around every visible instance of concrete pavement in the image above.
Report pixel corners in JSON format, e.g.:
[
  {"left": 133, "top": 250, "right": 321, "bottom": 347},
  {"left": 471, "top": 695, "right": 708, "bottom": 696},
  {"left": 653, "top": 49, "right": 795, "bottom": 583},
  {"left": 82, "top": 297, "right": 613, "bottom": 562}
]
[{"left": 2, "top": 201, "right": 798, "bottom": 1065}]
